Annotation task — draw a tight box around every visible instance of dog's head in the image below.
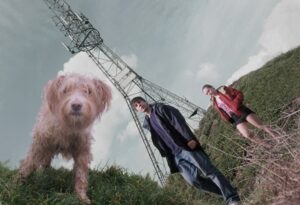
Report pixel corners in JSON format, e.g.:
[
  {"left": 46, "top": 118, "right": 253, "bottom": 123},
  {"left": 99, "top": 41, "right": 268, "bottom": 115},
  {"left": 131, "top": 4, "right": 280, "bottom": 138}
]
[{"left": 44, "top": 73, "right": 112, "bottom": 129}]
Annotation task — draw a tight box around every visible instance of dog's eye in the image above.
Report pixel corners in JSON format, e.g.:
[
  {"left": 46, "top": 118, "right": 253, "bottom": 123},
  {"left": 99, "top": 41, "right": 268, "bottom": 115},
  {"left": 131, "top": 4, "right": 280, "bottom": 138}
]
[
  {"left": 85, "top": 88, "right": 92, "bottom": 95},
  {"left": 63, "top": 88, "right": 68, "bottom": 94}
]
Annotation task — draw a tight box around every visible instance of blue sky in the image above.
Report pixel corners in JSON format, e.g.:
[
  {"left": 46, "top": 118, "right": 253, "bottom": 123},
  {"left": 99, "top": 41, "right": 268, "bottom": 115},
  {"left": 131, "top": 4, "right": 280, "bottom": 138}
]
[{"left": 1, "top": 0, "right": 300, "bottom": 181}]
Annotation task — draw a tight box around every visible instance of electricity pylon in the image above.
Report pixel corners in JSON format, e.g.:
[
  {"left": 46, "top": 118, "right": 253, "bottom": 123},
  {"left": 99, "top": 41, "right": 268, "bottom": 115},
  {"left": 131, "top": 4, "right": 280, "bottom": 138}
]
[{"left": 42, "top": 0, "right": 205, "bottom": 185}]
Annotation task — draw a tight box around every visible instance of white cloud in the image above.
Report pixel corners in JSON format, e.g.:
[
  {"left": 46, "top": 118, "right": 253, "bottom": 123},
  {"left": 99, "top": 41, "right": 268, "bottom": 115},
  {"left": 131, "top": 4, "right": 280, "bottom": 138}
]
[
  {"left": 227, "top": 0, "right": 300, "bottom": 83},
  {"left": 196, "top": 63, "right": 220, "bottom": 82},
  {"left": 185, "top": 62, "right": 220, "bottom": 83},
  {"left": 120, "top": 54, "right": 138, "bottom": 71},
  {"left": 53, "top": 155, "right": 74, "bottom": 169},
  {"left": 54, "top": 51, "right": 151, "bottom": 173},
  {"left": 52, "top": 52, "right": 121, "bottom": 168},
  {"left": 116, "top": 119, "right": 139, "bottom": 142},
  {"left": 58, "top": 52, "right": 106, "bottom": 79}
]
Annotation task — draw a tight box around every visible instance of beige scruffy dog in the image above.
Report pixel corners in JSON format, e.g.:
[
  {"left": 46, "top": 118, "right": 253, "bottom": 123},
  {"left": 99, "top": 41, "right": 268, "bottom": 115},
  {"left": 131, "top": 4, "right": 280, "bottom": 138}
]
[{"left": 19, "top": 73, "right": 112, "bottom": 204}]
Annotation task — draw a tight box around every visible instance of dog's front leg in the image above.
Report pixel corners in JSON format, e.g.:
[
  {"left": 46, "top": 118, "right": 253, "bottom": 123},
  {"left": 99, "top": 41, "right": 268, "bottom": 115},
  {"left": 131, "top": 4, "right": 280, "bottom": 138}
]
[
  {"left": 19, "top": 140, "right": 45, "bottom": 179},
  {"left": 73, "top": 151, "right": 92, "bottom": 204}
]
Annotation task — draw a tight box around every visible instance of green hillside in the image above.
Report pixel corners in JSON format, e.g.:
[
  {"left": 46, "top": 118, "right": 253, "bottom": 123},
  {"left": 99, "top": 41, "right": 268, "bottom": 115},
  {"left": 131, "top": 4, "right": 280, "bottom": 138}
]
[
  {"left": 196, "top": 45, "right": 300, "bottom": 176},
  {"left": 1, "top": 47, "right": 300, "bottom": 205},
  {"left": 167, "top": 47, "right": 300, "bottom": 204},
  {"left": 0, "top": 164, "right": 189, "bottom": 205}
]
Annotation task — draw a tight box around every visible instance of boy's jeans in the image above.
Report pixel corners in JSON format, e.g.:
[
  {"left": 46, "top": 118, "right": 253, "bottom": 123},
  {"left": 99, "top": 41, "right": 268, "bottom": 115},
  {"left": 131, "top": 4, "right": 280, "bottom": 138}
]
[{"left": 174, "top": 149, "right": 240, "bottom": 203}]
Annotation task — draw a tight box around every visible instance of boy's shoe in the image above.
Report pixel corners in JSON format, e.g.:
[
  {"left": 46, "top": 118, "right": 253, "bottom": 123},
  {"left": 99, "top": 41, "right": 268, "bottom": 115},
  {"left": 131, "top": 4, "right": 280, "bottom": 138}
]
[{"left": 228, "top": 201, "right": 240, "bottom": 205}]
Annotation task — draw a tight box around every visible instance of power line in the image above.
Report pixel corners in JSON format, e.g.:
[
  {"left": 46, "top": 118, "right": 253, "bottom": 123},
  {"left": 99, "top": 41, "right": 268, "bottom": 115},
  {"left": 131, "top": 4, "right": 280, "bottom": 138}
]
[{"left": 42, "top": 0, "right": 205, "bottom": 185}]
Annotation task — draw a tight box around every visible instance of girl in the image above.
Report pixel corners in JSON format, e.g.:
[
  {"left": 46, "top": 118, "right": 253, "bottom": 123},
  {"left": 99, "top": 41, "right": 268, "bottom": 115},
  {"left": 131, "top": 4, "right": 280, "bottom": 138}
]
[{"left": 202, "top": 84, "right": 277, "bottom": 146}]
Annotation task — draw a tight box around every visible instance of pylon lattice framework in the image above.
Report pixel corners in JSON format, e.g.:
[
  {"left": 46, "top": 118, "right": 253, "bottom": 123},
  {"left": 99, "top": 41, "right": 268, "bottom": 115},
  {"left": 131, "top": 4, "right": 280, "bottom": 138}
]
[{"left": 43, "top": 0, "right": 205, "bottom": 185}]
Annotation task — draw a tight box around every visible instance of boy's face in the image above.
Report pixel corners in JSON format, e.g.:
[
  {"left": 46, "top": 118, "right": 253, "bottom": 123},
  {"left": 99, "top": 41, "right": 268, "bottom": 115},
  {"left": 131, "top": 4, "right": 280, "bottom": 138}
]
[{"left": 133, "top": 99, "right": 149, "bottom": 113}]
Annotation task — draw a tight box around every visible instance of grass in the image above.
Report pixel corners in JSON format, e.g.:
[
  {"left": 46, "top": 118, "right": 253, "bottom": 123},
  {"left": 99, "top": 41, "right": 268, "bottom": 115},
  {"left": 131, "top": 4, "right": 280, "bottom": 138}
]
[
  {"left": 0, "top": 165, "right": 188, "bottom": 205},
  {"left": 1, "top": 47, "right": 300, "bottom": 204},
  {"left": 241, "top": 99, "right": 300, "bottom": 205},
  {"left": 164, "top": 46, "right": 300, "bottom": 205},
  {"left": 188, "top": 46, "right": 300, "bottom": 204}
]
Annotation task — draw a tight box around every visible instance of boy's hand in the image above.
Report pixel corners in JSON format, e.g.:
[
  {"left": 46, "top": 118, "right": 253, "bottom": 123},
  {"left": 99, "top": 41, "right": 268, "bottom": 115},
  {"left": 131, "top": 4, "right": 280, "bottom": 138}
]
[{"left": 187, "top": 139, "right": 199, "bottom": 150}]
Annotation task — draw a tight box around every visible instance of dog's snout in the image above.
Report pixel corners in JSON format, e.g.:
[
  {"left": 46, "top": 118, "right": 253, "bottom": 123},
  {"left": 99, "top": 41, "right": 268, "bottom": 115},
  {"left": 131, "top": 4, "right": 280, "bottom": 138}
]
[{"left": 71, "top": 103, "right": 82, "bottom": 111}]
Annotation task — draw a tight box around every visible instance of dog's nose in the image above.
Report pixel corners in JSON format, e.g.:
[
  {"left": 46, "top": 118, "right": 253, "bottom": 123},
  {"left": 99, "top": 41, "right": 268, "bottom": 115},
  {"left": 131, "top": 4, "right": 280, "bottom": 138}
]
[{"left": 71, "top": 103, "right": 82, "bottom": 111}]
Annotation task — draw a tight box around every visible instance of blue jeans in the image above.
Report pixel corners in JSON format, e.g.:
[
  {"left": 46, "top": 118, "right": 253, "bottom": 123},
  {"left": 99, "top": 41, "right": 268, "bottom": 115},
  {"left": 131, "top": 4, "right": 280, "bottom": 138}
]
[{"left": 175, "top": 149, "right": 240, "bottom": 203}]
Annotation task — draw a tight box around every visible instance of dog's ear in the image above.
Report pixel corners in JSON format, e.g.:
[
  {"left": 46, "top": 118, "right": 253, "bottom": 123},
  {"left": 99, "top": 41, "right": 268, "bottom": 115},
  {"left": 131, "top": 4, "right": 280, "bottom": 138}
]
[
  {"left": 44, "top": 75, "right": 65, "bottom": 113},
  {"left": 93, "top": 79, "right": 112, "bottom": 114}
]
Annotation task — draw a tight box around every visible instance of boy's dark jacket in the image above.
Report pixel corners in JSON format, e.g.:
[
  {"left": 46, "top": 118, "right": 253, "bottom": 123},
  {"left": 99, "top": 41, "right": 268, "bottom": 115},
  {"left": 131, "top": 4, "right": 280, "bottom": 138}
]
[{"left": 143, "top": 103, "right": 201, "bottom": 173}]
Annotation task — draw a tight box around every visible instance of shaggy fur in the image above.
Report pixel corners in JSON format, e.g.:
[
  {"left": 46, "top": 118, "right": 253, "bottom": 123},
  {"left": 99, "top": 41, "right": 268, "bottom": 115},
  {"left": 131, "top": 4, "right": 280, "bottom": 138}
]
[{"left": 19, "top": 73, "right": 112, "bottom": 204}]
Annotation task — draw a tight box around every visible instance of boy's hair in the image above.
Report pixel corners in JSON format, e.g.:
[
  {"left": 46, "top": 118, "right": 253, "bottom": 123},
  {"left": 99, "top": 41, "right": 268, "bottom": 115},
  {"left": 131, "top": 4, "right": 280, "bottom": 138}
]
[
  {"left": 130, "top": 96, "right": 146, "bottom": 107},
  {"left": 202, "top": 84, "right": 214, "bottom": 91}
]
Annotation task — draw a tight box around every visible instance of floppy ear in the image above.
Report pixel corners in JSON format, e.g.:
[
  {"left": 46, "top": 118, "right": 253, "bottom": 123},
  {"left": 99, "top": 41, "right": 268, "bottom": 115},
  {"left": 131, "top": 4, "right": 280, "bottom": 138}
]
[
  {"left": 44, "top": 75, "right": 65, "bottom": 113},
  {"left": 93, "top": 79, "right": 112, "bottom": 114}
]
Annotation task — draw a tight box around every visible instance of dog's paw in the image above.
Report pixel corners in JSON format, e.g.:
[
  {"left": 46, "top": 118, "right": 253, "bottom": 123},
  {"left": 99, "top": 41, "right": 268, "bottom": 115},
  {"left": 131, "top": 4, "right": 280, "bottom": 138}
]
[
  {"left": 13, "top": 173, "right": 26, "bottom": 185},
  {"left": 79, "top": 194, "right": 91, "bottom": 204}
]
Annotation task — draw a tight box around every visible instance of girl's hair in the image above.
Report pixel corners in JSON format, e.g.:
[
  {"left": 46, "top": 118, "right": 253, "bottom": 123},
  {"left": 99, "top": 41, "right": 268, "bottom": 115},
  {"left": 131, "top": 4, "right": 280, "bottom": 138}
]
[{"left": 202, "top": 84, "right": 214, "bottom": 91}]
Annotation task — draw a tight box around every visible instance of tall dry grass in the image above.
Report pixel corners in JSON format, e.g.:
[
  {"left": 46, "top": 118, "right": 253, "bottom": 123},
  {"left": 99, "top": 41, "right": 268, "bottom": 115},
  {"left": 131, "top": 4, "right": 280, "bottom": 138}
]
[
  {"left": 205, "top": 98, "right": 300, "bottom": 205},
  {"left": 242, "top": 98, "right": 300, "bottom": 205}
]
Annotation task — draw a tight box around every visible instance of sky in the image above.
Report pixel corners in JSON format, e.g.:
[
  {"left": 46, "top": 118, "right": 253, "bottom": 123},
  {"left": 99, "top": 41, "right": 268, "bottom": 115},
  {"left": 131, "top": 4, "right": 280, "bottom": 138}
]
[{"left": 1, "top": 0, "right": 300, "bottom": 181}]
